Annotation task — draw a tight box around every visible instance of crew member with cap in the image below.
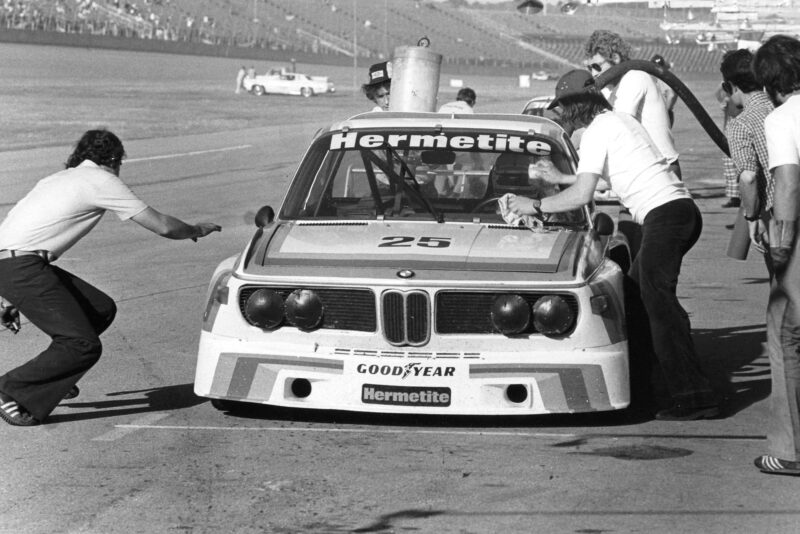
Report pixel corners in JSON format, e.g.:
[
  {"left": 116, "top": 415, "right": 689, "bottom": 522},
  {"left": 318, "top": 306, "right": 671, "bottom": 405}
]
[
  {"left": 509, "top": 70, "right": 719, "bottom": 420},
  {"left": 362, "top": 61, "right": 391, "bottom": 112},
  {"left": 0, "top": 129, "right": 221, "bottom": 426}
]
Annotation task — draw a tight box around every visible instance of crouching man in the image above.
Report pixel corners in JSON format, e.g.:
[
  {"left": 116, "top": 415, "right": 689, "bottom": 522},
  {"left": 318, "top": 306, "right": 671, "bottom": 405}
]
[{"left": 0, "top": 129, "right": 221, "bottom": 426}]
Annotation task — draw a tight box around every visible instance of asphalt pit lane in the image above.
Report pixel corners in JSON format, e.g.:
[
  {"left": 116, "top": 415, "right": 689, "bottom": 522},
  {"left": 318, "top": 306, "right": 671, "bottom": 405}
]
[{"left": 581, "top": 444, "right": 693, "bottom": 460}]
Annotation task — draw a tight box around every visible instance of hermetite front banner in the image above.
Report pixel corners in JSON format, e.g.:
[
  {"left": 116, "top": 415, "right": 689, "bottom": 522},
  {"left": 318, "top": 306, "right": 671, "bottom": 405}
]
[
  {"left": 362, "top": 384, "right": 451, "bottom": 407},
  {"left": 329, "top": 131, "right": 552, "bottom": 155}
]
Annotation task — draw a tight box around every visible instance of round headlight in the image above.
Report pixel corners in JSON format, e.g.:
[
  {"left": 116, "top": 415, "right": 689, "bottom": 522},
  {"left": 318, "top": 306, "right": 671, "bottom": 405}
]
[
  {"left": 532, "top": 295, "right": 575, "bottom": 335},
  {"left": 244, "top": 289, "right": 284, "bottom": 329},
  {"left": 285, "top": 289, "right": 324, "bottom": 331},
  {"left": 490, "top": 294, "right": 531, "bottom": 335}
]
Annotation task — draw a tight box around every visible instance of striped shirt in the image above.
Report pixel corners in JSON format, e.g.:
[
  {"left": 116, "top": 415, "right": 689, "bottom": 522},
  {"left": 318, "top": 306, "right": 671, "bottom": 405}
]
[{"left": 726, "top": 91, "right": 774, "bottom": 212}]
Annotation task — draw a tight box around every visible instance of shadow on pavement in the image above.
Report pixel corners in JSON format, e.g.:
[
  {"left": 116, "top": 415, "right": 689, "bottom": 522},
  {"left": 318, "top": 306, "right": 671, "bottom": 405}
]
[
  {"left": 211, "top": 323, "right": 771, "bottom": 428},
  {"left": 692, "top": 323, "right": 771, "bottom": 416},
  {"left": 48, "top": 383, "right": 204, "bottom": 423}
]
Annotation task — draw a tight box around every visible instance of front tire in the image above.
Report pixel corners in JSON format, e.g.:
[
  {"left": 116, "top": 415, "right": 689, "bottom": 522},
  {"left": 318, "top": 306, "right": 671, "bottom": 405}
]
[
  {"left": 210, "top": 398, "right": 239, "bottom": 411},
  {"left": 252, "top": 85, "right": 265, "bottom": 96},
  {"left": 300, "top": 87, "right": 313, "bottom": 98}
]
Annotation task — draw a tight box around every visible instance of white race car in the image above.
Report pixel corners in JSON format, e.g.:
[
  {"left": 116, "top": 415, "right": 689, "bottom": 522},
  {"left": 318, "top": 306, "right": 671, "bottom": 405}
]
[
  {"left": 195, "top": 112, "right": 632, "bottom": 416},
  {"left": 243, "top": 70, "right": 335, "bottom": 97}
]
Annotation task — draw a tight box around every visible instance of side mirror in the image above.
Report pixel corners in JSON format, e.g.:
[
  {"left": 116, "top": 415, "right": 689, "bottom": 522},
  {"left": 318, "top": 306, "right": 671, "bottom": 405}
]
[
  {"left": 592, "top": 212, "right": 614, "bottom": 237},
  {"left": 254, "top": 206, "right": 274, "bottom": 228}
]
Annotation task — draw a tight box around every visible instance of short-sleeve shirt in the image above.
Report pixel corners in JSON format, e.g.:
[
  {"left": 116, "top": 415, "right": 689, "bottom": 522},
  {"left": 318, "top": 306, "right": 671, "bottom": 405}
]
[
  {"left": 0, "top": 160, "right": 148, "bottom": 260},
  {"left": 726, "top": 91, "right": 774, "bottom": 211},
  {"left": 605, "top": 69, "right": 679, "bottom": 164},
  {"left": 437, "top": 101, "right": 474, "bottom": 114},
  {"left": 577, "top": 110, "right": 691, "bottom": 224},
  {"left": 765, "top": 94, "right": 800, "bottom": 172}
]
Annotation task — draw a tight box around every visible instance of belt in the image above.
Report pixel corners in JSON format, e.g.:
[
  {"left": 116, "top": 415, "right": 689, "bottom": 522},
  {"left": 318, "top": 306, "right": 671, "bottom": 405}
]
[{"left": 0, "top": 249, "right": 50, "bottom": 261}]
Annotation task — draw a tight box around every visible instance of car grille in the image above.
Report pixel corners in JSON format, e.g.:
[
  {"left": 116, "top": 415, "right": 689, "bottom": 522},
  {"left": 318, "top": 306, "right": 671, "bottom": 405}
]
[
  {"left": 382, "top": 290, "right": 430, "bottom": 346},
  {"left": 238, "top": 287, "right": 578, "bottom": 338},
  {"left": 436, "top": 291, "right": 579, "bottom": 334},
  {"left": 238, "top": 286, "right": 376, "bottom": 331}
]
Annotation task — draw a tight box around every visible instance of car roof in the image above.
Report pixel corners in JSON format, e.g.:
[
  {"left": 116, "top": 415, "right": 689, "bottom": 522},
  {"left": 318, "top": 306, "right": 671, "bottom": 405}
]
[
  {"left": 328, "top": 112, "right": 566, "bottom": 139},
  {"left": 523, "top": 95, "right": 555, "bottom": 107}
]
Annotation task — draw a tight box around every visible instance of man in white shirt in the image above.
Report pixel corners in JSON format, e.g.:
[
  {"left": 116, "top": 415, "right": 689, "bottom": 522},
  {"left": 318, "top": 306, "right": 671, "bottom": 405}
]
[
  {"left": 584, "top": 30, "right": 681, "bottom": 178},
  {"left": 751, "top": 36, "right": 800, "bottom": 476},
  {"left": 437, "top": 87, "right": 476, "bottom": 114},
  {"left": 0, "top": 129, "right": 221, "bottom": 426},
  {"left": 509, "top": 70, "right": 719, "bottom": 421}
]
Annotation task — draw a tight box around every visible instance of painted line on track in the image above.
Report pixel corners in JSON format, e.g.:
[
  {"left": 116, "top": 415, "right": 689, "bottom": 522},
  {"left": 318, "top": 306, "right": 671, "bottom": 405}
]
[
  {"left": 92, "top": 412, "right": 172, "bottom": 441},
  {"left": 110, "top": 424, "right": 766, "bottom": 441},
  {"left": 125, "top": 145, "right": 252, "bottom": 163}
]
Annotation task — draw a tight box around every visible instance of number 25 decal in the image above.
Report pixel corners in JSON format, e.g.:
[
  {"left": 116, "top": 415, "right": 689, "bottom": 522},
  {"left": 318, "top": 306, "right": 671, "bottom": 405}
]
[{"left": 379, "top": 236, "right": 452, "bottom": 248}]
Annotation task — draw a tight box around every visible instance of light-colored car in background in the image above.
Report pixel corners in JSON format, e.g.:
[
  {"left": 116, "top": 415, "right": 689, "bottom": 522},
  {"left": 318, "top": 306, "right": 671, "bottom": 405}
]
[
  {"left": 521, "top": 95, "right": 557, "bottom": 119},
  {"left": 243, "top": 69, "right": 335, "bottom": 97}
]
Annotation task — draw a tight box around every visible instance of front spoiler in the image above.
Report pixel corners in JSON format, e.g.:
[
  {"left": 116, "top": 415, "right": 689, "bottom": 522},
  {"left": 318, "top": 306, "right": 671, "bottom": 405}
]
[{"left": 195, "top": 334, "right": 629, "bottom": 416}]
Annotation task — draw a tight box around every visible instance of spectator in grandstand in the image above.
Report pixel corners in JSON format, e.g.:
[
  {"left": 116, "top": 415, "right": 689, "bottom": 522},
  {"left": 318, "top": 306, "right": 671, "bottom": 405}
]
[
  {"left": 584, "top": 30, "right": 681, "bottom": 178},
  {"left": 512, "top": 69, "right": 719, "bottom": 421},
  {"left": 438, "top": 87, "right": 476, "bottom": 114},
  {"left": 235, "top": 65, "right": 246, "bottom": 94},
  {"left": 717, "top": 84, "right": 744, "bottom": 208},
  {"left": 751, "top": 34, "right": 800, "bottom": 477},
  {"left": 362, "top": 62, "right": 391, "bottom": 112},
  {"left": 0, "top": 129, "right": 221, "bottom": 426},
  {"left": 719, "top": 49, "right": 773, "bottom": 251},
  {"left": 651, "top": 54, "right": 678, "bottom": 128}
]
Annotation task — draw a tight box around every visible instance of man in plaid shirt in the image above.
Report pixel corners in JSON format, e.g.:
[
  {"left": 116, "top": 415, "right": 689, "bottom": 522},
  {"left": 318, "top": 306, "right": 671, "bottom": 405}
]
[{"left": 720, "top": 49, "right": 774, "bottom": 264}]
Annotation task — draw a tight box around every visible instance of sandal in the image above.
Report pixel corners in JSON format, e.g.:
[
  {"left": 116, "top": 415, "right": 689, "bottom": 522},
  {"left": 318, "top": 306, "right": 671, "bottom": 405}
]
[
  {"left": 0, "top": 392, "right": 39, "bottom": 427},
  {"left": 754, "top": 455, "right": 800, "bottom": 476}
]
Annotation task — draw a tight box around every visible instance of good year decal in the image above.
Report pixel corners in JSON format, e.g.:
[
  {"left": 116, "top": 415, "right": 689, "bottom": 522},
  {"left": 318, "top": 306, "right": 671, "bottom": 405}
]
[{"left": 356, "top": 362, "right": 455, "bottom": 379}]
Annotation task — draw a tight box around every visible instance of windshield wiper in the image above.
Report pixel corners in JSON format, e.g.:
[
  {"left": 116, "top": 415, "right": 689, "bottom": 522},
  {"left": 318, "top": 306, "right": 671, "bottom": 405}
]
[{"left": 364, "top": 147, "right": 444, "bottom": 223}]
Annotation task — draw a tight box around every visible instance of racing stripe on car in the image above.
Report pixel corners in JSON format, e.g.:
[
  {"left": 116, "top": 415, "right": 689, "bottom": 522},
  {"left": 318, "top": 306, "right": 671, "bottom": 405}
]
[
  {"left": 469, "top": 364, "right": 612, "bottom": 411},
  {"left": 588, "top": 278, "right": 626, "bottom": 345},
  {"left": 210, "top": 354, "right": 343, "bottom": 400}
]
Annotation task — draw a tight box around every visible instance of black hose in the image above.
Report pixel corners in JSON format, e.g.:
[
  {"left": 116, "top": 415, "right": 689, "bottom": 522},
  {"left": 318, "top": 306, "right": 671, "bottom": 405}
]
[{"left": 593, "top": 59, "right": 730, "bottom": 157}]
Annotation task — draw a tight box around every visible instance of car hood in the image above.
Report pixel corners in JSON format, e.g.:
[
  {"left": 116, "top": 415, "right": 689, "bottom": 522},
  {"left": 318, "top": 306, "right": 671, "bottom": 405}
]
[{"left": 245, "top": 221, "right": 580, "bottom": 275}]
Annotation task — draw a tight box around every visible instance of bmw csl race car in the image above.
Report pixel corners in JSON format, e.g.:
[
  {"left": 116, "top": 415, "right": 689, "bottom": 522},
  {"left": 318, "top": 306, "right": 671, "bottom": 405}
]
[{"left": 195, "top": 112, "right": 632, "bottom": 416}]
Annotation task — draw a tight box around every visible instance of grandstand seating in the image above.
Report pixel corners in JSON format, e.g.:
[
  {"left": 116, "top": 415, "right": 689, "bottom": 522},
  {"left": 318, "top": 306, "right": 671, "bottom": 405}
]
[{"left": 2, "top": 0, "right": 771, "bottom": 73}]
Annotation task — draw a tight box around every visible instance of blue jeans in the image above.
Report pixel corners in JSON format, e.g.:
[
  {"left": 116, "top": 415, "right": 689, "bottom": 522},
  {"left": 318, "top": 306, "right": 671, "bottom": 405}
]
[
  {"left": 628, "top": 198, "right": 716, "bottom": 406},
  {"left": 766, "top": 224, "right": 800, "bottom": 461},
  {"left": 0, "top": 256, "right": 116, "bottom": 420}
]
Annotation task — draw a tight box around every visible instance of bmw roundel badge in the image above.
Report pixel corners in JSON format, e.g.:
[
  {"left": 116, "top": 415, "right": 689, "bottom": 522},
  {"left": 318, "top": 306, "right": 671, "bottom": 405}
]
[{"left": 397, "top": 269, "right": 415, "bottom": 279}]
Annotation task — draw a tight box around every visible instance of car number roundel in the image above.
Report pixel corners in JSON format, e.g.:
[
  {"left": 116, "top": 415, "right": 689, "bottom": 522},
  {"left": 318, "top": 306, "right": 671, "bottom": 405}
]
[{"left": 378, "top": 236, "right": 452, "bottom": 248}]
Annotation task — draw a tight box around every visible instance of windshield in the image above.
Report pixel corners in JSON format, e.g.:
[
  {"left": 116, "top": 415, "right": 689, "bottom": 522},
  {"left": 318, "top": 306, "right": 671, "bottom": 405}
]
[{"left": 280, "top": 128, "right": 585, "bottom": 225}]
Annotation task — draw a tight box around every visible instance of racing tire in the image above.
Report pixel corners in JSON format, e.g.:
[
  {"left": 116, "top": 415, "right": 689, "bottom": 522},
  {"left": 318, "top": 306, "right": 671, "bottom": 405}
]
[
  {"left": 252, "top": 85, "right": 265, "bottom": 96},
  {"left": 300, "top": 87, "right": 313, "bottom": 98},
  {"left": 617, "top": 220, "right": 642, "bottom": 262},
  {"left": 210, "top": 398, "right": 241, "bottom": 412}
]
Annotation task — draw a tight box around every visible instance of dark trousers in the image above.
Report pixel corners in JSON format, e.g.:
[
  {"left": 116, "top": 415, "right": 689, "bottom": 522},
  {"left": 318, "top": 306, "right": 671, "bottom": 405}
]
[
  {"left": 0, "top": 256, "right": 116, "bottom": 420},
  {"left": 628, "top": 198, "right": 716, "bottom": 406}
]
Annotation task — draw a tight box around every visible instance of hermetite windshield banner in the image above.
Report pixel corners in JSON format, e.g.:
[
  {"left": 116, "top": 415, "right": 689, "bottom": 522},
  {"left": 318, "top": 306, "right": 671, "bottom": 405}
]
[{"left": 329, "top": 131, "right": 552, "bottom": 155}]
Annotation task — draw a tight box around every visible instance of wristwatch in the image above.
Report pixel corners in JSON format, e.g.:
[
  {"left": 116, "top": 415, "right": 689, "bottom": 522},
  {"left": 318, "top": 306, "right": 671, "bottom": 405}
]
[{"left": 531, "top": 198, "right": 543, "bottom": 216}]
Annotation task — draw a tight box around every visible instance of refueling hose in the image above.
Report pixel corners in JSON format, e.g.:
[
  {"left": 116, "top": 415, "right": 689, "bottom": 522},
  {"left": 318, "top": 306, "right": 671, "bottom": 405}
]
[{"left": 593, "top": 59, "right": 730, "bottom": 157}]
